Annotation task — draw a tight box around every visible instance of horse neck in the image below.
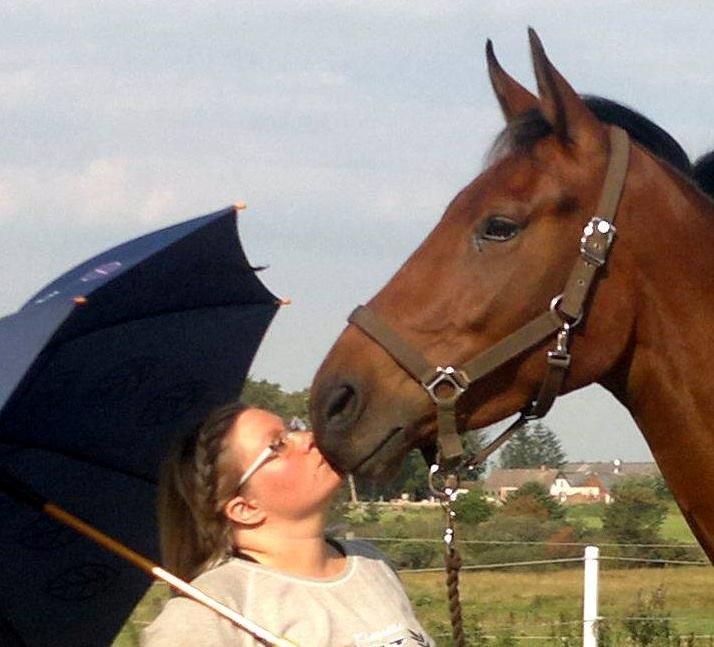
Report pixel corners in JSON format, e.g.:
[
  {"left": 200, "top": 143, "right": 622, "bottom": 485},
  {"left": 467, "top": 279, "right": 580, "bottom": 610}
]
[{"left": 614, "top": 147, "right": 714, "bottom": 558}]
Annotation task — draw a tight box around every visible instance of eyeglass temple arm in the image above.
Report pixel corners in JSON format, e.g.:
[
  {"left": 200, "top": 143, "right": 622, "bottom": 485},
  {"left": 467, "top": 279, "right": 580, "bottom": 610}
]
[{"left": 236, "top": 446, "right": 275, "bottom": 490}]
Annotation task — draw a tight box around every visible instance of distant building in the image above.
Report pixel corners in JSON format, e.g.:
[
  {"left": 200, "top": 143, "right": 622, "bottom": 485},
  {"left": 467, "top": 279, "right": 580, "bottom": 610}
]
[
  {"left": 481, "top": 460, "right": 661, "bottom": 504},
  {"left": 562, "top": 460, "right": 660, "bottom": 477},
  {"left": 481, "top": 466, "right": 563, "bottom": 503}
]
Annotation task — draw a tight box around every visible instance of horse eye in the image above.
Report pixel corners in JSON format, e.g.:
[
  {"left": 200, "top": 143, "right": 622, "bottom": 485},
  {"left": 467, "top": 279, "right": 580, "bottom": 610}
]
[{"left": 478, "top": 216, "right": 521, "bottom": 243}]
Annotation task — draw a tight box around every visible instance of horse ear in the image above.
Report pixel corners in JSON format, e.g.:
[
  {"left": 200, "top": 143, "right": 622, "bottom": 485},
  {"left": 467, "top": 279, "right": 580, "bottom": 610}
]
[
  {"left": 528, "top": 28, "right": 602, "bottom": 146},
  {"left": 486, "top": 39, "right": 539, "bottom": 122}
]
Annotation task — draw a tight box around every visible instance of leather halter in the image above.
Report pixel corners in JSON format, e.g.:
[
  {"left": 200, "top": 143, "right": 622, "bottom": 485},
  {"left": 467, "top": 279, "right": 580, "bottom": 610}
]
[{"left": 348, "top": 126, "right": 630, "bottom": 470}]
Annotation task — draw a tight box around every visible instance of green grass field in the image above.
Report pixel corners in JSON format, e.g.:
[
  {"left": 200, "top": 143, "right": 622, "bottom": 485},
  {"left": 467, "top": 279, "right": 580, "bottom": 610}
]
[
  {"left": 565, "top": 501, "right": 699, "bottom": 543},
  {"left": 565, "top": 502, "right": 606, "bottom": 530},
  {"left": 402, "top": 566, "right": 714, "bottom": 642},
  {"left": 660, "top": 503, "right": 700, "bottom": 543}
]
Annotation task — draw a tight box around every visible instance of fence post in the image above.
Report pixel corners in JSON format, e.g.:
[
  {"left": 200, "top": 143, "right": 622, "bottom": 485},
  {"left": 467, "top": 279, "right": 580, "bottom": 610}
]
[
  {"left": 348, "top": 474, "right": 358, "bottom": 503},
  {"left": 583, "top": 545, "right": 599, "bottom": 647}
]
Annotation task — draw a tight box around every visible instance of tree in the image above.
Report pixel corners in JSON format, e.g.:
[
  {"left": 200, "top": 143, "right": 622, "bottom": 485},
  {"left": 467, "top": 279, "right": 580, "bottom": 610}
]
[
  {"left": 602, "top": 475, "right": 668, "bottom": 544},
  {"left": 240, "top": 377, "right": 309, "bottom": 420},
  {"left": 652, "top": 474, "right": 674, "bottom": 501},
  {"left": 457, "top": 428, "right": 489, "bottom": 480},
  {"left": 452, "top": 484, "right": 494, "bottom": 525},
  {"left": 499, "top": 422, "right": 565, "bottom": 469},
  {"left": 356, "top": 449, "right": 430, "bottom": 501},
  {"left": 502, "top": 481, "right": 565, "bottom": 521}
]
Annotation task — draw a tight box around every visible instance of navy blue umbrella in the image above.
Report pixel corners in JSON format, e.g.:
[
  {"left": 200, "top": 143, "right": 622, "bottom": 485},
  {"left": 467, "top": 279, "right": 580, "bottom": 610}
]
[{"left": 0, "top": 206, "right": 280, "bottom": 646}]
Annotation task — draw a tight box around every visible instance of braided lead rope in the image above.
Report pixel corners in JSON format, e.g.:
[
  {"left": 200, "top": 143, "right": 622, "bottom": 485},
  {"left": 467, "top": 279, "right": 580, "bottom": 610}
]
[
  {"left": 444, "top": 547, "right": 465, "bottom": 647},
  {"left": 428, "top": 468, "right": 466, "bottom": 647}
]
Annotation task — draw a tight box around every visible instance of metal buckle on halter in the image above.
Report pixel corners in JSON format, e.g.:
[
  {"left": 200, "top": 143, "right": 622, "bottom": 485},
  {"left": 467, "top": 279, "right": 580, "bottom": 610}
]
[
  {"left": 546, "top": 324, "right": 572, "bottom": 369},
  {"left": 580, "top": 217, "right": 616, "bottom": 267},
  {"left": 423, "top": 366, "right": 469, "bottom": 405}
]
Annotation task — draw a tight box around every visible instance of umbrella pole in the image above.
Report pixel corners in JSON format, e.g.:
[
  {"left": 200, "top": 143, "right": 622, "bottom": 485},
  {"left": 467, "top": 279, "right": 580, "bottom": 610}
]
[{"left": 0, "top": 468, "right": 296, "bottom": 647}]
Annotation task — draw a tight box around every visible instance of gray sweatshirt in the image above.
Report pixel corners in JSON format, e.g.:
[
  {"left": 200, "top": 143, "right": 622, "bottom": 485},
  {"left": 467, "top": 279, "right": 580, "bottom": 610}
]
[{"left": 142, "top": 540, "right": 435, "bottom": 647}]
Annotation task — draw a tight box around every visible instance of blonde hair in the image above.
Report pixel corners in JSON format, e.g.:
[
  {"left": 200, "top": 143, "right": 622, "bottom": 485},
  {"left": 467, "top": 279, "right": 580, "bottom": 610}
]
[{"left": 157, "top": 401, "right": 248, "bottom": 581}]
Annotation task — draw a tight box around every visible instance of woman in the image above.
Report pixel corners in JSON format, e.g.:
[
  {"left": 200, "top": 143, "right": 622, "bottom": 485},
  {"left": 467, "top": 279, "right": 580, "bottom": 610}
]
[{"left": 143, "top": 401, "right": 434, "bottom": 647}]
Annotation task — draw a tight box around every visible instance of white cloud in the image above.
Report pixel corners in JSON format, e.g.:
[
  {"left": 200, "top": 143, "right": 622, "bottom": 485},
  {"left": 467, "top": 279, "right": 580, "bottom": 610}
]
[
  {"left": 140, "top": 188, "right": 178, "bottom": 222},
  {"left": 75, "top": 158, "right": 130, "bottom": 215},
  {"left": 0, "top": 158, "right": 181, "bottom": 228}
]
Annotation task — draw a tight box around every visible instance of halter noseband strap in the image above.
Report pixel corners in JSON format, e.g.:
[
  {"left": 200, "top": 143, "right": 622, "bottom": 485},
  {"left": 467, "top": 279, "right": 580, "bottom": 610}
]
[{"left": 348, "top": 126, "right": 630, "bottom": 469}]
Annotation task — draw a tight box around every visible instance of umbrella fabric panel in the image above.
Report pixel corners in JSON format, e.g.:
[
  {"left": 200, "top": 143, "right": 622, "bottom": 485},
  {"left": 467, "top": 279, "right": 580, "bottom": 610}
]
[
  {"left": 0, "top": 301, "right": 75, "bottom": 414},
  {"left": 0, "top": 303, "right": 276, "bottom": 484},
  {"left": 0, "top": 447, "right": 155, "bottom": 647}
]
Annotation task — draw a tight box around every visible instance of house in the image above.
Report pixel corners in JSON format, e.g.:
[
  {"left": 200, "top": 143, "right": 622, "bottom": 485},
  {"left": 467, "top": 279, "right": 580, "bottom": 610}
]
[
  {"left": 561, "top": 460, "right": 661, "bottom": 503},
  {"left": 559, "top": 471, "right": 610, "bottom": 504},
  {"left": 482, "top": 460, "right": 661, "bottom": 504},
  {"left": 482, "top": 466, "right": 565, "bottom": 502},
  {"left": 562, "top": 460, "right": 660, "bottom": 478}
]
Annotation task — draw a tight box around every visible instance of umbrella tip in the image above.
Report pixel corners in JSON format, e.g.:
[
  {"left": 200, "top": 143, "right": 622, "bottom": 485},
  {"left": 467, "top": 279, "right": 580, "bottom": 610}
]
[
  {"left": 277, "top": 298, "right": 292, "bottom": 306},
  {"left": 73, "top": 296, "right": 88, "bottom": 305},
  {"left": 234, "top": 202, "right": 248, "bottom": 211}
]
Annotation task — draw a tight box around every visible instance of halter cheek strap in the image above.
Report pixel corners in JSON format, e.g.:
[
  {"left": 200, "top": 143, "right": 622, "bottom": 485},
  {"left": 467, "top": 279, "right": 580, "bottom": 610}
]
[{"left": 348, "top": 126, "right": 630, "bottom": 470}]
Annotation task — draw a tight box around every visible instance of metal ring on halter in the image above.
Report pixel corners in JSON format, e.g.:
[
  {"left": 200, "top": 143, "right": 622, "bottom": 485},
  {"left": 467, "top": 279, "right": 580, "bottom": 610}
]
[
  {"left": 428, "top": 462, "right": 460, "bottom": 501},
  {"left": 427, "top": 463, "right": 446, "bottom": 499},
  {"left": 549, "top": 294, "right": 583, "bottom": 328},
  {"left": 422, "top": 366, "right": 469, "bottom": 405}
]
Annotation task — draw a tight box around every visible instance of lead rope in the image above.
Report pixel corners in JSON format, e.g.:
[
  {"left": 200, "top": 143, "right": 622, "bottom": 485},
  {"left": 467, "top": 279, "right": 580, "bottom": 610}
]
[{"left": 429, "top": 467, "right": 465, "bottom": 647}]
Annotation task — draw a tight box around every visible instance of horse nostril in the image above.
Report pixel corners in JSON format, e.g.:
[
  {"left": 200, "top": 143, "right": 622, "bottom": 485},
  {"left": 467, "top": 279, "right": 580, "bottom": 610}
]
[{"left": 325, "top": 382, "right": 359, "bottom": 427}]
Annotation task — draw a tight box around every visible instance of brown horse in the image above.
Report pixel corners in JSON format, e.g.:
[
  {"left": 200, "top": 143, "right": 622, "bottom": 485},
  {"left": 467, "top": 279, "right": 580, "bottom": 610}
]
[{"left": 311, "top": 30, "right": 714, "bottom": 560}]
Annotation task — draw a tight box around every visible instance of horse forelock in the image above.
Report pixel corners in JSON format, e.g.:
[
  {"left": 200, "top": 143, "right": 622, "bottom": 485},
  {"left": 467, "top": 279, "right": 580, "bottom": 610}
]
[{"left": 486, "top": 108, "right": 552, "bottom": 167}]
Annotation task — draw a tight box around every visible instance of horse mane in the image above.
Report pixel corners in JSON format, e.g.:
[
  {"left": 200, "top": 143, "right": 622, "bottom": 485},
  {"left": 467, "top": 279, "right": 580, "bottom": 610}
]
[
  {"left": 584, "top": 96, "right": 691, "bottom": 175},
  {"left": 694, "top": 151, "right": 714, "bottom": 198},
  {"left": 488, "top": 96, "right": 714, "bottom": 197}
]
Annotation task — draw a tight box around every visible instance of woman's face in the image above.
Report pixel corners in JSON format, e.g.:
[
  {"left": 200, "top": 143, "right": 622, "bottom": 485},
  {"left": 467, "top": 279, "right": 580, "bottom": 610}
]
[{"left": 225, "top": 408, "right": 343, "bottom": 521}]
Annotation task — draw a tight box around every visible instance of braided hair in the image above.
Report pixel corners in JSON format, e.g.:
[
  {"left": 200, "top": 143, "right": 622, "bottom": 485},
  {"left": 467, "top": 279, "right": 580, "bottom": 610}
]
[{"left": 157, "top": 400, "right": 249, "bottom": 581}]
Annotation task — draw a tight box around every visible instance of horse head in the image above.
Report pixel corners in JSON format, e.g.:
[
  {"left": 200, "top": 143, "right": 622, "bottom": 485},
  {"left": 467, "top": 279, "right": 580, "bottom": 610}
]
[{"left": 310, "top": 30, "right": 705, "bottom": 482}]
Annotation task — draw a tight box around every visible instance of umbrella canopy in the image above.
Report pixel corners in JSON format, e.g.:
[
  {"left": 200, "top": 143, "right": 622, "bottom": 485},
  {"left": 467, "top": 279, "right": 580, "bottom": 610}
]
[{"left": 0, "top": 206, "right": 279, "bottom": 646}]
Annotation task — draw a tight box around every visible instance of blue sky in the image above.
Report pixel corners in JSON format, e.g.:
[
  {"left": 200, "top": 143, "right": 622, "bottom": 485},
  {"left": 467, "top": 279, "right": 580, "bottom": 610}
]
[{"left": 2, "top": 2, "right": 713, "bottom": 461}]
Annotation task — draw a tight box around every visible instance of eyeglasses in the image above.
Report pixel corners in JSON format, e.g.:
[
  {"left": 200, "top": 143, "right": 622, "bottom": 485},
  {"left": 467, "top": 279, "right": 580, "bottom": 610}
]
[{"left": 235, "top": 418, "right": 309, "bottom": 491}]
